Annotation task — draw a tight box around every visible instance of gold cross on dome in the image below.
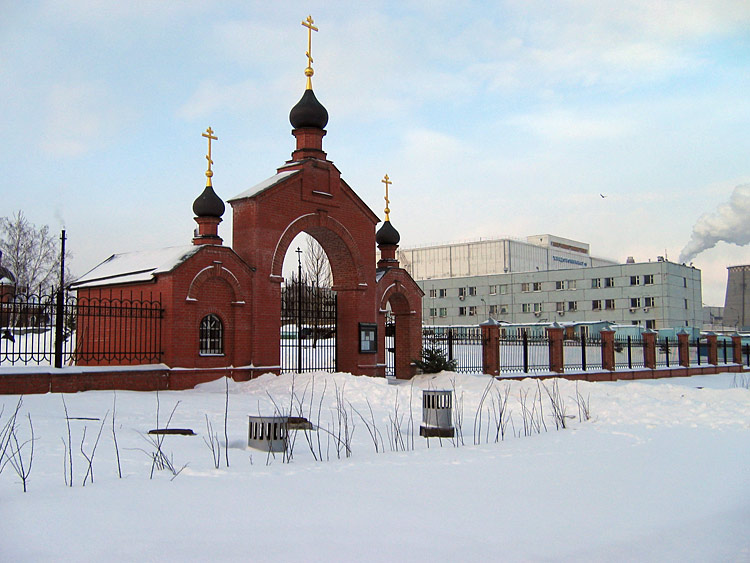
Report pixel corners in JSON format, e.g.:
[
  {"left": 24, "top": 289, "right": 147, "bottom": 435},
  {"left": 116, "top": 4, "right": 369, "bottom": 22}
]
[
  {"left": 301, "top": 15, "right": 319, "bottom": 89},
  {"left": 382, "top": 174, "right": 392, "bottom": 221},
  {"left": 202, "top": 127, "right": 218, "bottom": 186}
]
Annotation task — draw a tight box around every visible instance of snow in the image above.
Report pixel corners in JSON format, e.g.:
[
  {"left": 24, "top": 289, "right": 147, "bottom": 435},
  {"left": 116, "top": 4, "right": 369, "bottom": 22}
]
[
  {"left": 228, "top": 169, "right": 300, "bottom": 202},
  {"left": 1, "top": 371, "right": 748, "bottom": 562},
  {"left": 71, "top": 245, "right": 201, "bottom": 289}
]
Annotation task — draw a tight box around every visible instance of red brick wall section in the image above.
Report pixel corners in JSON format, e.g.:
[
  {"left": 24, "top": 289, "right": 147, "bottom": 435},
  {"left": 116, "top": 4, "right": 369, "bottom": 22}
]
[
  {"left": 600, "top": 329, "right": 615, "bottom": 371},
  {"left": 547, "top": 326, "right": 564, "bottom": 373},
  {"left": 678, "top": 332, "right": 690, "bottom": 368},
  {"left": 74, "top": 246, "right": 254, "bottom": 370}
]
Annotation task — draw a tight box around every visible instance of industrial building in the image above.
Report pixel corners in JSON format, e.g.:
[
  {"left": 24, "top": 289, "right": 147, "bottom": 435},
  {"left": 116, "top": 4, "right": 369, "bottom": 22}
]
[{"left": 399, "top": 235, "right": 703, "bottom": 331}]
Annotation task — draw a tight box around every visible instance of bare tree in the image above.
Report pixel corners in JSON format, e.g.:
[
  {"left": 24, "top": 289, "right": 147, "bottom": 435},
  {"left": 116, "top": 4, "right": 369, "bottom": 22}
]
[
  {"left": 0, "top": 210, "right": 70, "bottom": 291},
  {"left": 303, "top": 235, "right": 331, "bottom": 288}
]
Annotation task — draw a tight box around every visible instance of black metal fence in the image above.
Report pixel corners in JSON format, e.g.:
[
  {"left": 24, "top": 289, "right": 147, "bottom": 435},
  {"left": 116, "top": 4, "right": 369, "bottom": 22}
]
[
  {"left": 563, "top": 334, "right": 603, "bottom": 372},
  {"left": 614, "top": 335, "right": 645, "bottom": 370},
  {"left": 422, "top": 326, "right": 483, "bottom": 373},
  {"left": 498, "top": 331, "right": 549, "bottom": 373},
  {"left": 1, "top": 288, "right": 163, "bottom": 367},
  {"left": 280, "top": 279, "right": 337, "bottom": 373}
]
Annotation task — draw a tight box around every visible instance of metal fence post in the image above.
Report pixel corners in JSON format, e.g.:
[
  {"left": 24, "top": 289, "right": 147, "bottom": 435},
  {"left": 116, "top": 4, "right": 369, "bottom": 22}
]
[
  {"left": 627, "top": 335, "right": 632, "bottom": 369},
  {"left": 447, "top": 328, "right": 454, "bottom": 363},
  {"left": 522, "top": 331, "right": 529, "bottom": 373},
  {"left": 581, "top": 332, "right": 587, "bottom": 371},
  {"left": 664, "top": 337, "right": 670, "bottom": 368}
]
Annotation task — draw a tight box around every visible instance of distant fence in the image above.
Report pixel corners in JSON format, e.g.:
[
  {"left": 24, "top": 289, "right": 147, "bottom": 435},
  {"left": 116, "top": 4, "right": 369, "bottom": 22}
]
[
  {"left": 1, "top": 288, "right": 163, "bottom": 367},
  {"left": 421, "top": 326, "right": 750, "bottom": 375}
]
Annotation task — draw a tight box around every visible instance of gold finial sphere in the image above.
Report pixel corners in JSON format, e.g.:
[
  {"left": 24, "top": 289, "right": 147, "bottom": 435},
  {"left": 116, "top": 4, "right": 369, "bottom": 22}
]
[
  {"left": 206, "top": 170, "right": 213, "bottom": 178},
  {"left": 305, "top": 67, "right": 314, "bottom": 77}
]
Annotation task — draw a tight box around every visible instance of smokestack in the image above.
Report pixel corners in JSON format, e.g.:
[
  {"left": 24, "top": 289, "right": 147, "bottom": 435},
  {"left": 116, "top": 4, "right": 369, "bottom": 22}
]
[{"left": 679, "top": 184, "right": 750, "bottom": 264}]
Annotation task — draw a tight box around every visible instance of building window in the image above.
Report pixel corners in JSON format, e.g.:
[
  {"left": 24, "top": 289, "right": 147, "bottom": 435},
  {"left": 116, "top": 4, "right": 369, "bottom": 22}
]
[
  {"left": 489, "top": 285, "right": 497, "bottom": 295},
  {"left": 468, "top": 286, "right": 477, "bottom": 297},
  {"left": 439, "top": 308, "right": 447, "bottom": 317},
  {"left": 555, "top": 280, "right": 564, "bottom": 290},
  {"left": 568, "top": 301, "right": 577, "bottom": 311},
  {"left": 499, "top": 284, "right": 508, "bottom": 294},
  {"left": 604, "top": 277, "right": 614, "bottom": 288},
  {"left": 683, "top": 277, "right": 687, "bottom": 288},
  {"left": 533, "top": 303, "right": 543, "bottom": 313},
  {"left": 439, "top": 288, "right": 447, "bottom": 298},
  {"left": 522, "top": 303, "right": 531, "bottom": 313},
  {"left": 469, "top": 306, "right": 477, "bottom": 316},
  {"left": 556, "top": 301, "right": 565, "bottom": 312},
  {"left": 644, "top": 297, "right": 655, "bottom": 307},
  {"left": 458, "top": 287, "right": 467, "bottom": 298},
  {"left": 684, "top": 298, "right": 688, "bottom": 309},
  {"left": 489, "top": 304, "right": 498, "bottom": 315},
  {"left": 521, "top": 282, "right": 531, "bottom": 292},
  {"left": 592, "top": 300, "right": 602, "bottom": 310},
  {"left": 644, "top": 274, "right": 654, "bottom": 285},
  {"left": 630, "top": 297, "right": 641, "bottom": 308},
  {"left": 605, "top": 299, "right": 615, "bottom": 310},
  {"left": 199, "top": 314, "right": 223, "bottom": 356},
  {"left": 591, "top": 278, "right": 601, "bottom": 289},
  {"left": 429, "top": 308, "right": 437, "bottom": 317},
  {"left": 459, "top": 307, "right": 467, "bottom": 316},
  {"left": 429, "top": 289, "right": 437, "bottom": 298},
  {"left": 645, "top": 320, "right": 655, "bottom": 330},
  {"left": 532, "top": 282, "right": 542, "bottom": 292},
  {"left": 499, "top": 305, "right": 508, "bottom": 314},
  {"left": 568, "top": 280, "right": 576, "bottom": 290},
  {"left": 630, "top": 276, "right": 640, "bottom": 286}
]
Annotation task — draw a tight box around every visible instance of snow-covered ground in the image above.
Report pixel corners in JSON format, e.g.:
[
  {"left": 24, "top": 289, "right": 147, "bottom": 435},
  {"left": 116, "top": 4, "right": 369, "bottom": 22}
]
[{"left": 1, "top": 371, "right": 748, "bottom": 562}]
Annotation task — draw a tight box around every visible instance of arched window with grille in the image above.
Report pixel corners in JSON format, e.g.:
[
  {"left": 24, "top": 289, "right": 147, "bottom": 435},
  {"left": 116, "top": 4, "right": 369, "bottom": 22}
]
[{"left": 199, "top": 314, "right": 223, "bottom": 355}]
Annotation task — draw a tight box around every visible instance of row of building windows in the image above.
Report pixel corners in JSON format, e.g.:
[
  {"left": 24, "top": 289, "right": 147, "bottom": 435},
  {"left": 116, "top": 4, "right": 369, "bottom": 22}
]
[
  {"left": 428, "top": 296, "right": 689, "bottom": 318},
  {"left": 427, "top": 274, "right": 690, "bottom": 299}
]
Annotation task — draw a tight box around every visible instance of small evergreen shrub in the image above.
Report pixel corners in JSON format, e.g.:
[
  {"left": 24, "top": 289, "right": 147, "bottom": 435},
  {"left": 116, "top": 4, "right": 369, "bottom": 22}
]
[{"left": 414, "top": 346, "right": 457, "bottom": 374}]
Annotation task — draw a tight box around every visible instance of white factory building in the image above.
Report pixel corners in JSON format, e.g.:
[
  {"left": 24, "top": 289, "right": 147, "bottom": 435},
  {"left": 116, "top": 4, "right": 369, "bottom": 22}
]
[{"left": 398, "top": 235, "right": 703, "bottom": 331}]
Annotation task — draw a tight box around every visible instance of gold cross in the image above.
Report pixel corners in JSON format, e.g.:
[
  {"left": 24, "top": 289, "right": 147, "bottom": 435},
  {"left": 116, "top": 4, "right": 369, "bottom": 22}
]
[
  {"left": 382, "top": 174, "right": 392, "bottom": 221},
  {"left": 301, "top": 15, "right": 318, "bottom": 89},
  {"left": 202, "top": 126, "right": 218, "bottom": 186}
]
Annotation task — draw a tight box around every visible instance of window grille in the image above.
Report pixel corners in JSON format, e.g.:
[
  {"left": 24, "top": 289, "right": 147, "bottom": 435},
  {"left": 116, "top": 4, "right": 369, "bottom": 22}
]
[{"left": 199, "top": 314, "right": 223, "bottom": 355}]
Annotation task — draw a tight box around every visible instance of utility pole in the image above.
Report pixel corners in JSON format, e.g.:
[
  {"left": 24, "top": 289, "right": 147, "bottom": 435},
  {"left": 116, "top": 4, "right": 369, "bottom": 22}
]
[{"left": 54, "top": 229, "right": 66, "bottom": 368}]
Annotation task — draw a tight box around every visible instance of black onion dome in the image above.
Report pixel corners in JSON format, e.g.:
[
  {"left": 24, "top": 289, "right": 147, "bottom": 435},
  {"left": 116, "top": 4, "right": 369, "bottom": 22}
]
[
  {"left": 376, "top": 220, "right": 400, "bottom": 246},
  {"left": 0, "top": 264, "right": 15, "bottom": 284},
  {"left": 289, "top": 89, "right": 329, "bottom": 129},
  {"left": 193, "top": 185, "right": 225, "bottom": 218}
]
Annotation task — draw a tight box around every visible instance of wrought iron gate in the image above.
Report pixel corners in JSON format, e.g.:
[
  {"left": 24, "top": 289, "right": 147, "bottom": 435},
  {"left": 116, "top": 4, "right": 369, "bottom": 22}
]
[
  {"left": 385, "top": 316, "right": 395, "bottom": 376},
  {"left": 280, "top": 278, "right": 337, "bottom": 373}
]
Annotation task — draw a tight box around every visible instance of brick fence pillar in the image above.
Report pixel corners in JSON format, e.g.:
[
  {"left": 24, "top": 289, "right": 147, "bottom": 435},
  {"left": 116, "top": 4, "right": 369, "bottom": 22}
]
[
  {"left": 600, "top": 328, "right": 615, "bottom": 371},
  {"left": 731, "top": 333, "right": 743, "bottom": 364},
  {"left": 706, "top": 332, "right": 718, "bottom": 365},
  {"left": 643, "top": 329, "right": 657, "bottom": 370},
  {"left": 677, "top": 329, "right": 690, "bottom": 368},
  {"left": 547, "top": 323, "right": 564, "bottom": 373},
  {"left": 480, "top": 319, "right": 500, "bottom": 376}
]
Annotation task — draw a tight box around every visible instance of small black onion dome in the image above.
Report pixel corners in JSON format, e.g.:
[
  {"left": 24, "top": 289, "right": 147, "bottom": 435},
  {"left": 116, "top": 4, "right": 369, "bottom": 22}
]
[
  {"left": 376, "top": 220, "right": 400, "bottom": 246},
  {"left": 0, "top": 264, "right": 15, "bottom": 284},
  {"left": 192, "top": 185, "right": 225, "bottom": 218},
  {"left": 289, "top": 89, "right": 329, "bottom": 129}
]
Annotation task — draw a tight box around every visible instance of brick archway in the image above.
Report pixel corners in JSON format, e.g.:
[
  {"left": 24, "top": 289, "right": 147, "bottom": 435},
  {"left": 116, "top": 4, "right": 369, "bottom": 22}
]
[
  {"left": 270, "top": 211, "right": 367, "bottom": 291},
  {"left": 377, "top": 273, "right": 424, "bottom": 378},
  {"left": 228, "top": 130, "right": 381, "bottom": 374}
]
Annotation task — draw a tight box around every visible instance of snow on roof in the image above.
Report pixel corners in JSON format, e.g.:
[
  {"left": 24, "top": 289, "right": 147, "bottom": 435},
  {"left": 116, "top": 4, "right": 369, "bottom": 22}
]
[
  {"left": 0, "top": 276, "right": 14, "bottom": 286},
  {"left": 70, "top": 245, "right": 201, "bottom": 289},
  {"left": 228, "top": 169, "right": 300, "bottom": 202}
]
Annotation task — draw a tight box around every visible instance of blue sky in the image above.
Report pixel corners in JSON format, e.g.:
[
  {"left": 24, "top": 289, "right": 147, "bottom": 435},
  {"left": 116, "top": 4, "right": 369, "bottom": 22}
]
[{"left": 2, "top": 1, "right": 749, "bottom": 305}]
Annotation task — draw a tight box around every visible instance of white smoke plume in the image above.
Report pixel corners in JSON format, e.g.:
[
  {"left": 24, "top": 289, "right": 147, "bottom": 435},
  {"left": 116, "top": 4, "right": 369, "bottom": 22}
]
[{"left": 679, "top": 184, "right": 750, "bottom": 264}]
